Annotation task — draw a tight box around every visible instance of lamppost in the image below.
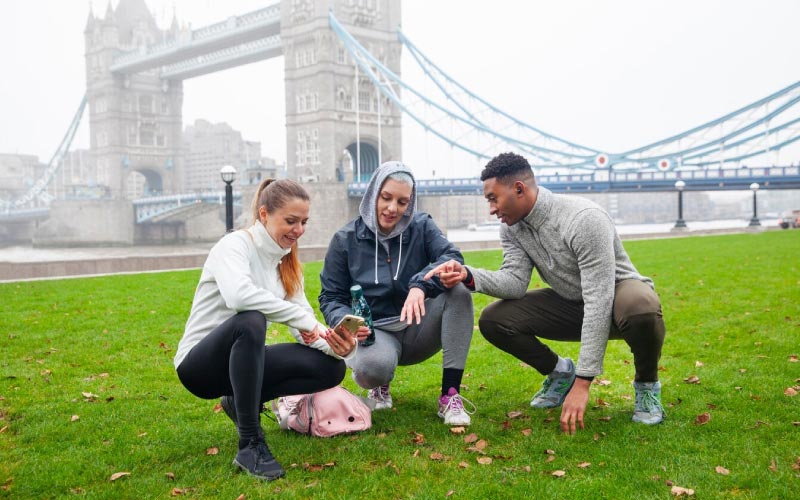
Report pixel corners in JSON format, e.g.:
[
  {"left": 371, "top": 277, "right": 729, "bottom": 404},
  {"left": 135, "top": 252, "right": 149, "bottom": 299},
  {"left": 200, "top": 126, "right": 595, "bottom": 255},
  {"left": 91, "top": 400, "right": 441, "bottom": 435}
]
[
  {"left": 673, "top": 180, "right": 687, "bottom": 229},
  {"left": 220, "top": 165, "right": 236, "bottom": 232},
  {"left": 748, "top": 182, "right": 761, "bottom": 227}
]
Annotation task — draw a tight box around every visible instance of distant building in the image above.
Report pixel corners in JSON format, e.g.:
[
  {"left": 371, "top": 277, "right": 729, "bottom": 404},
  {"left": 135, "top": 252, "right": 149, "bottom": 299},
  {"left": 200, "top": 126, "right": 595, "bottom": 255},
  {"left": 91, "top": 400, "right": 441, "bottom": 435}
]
[
  {"left": 182, "top": 119, "right": 278, "bottom": 192},
  {"left": 0, "top": 154, "right": 44, "bottom": 203}
]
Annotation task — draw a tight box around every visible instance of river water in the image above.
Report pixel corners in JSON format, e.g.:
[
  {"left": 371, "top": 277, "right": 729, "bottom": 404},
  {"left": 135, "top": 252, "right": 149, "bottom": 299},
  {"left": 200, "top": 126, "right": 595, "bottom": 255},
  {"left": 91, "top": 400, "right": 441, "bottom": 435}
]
[{"left": 0, "top": 218, "right": 780, "bottom": 263}]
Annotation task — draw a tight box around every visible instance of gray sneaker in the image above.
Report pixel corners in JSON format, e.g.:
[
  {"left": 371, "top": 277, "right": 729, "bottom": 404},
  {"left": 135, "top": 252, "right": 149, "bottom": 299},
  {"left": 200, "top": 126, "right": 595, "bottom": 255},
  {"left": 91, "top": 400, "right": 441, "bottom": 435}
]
[
  {"left": 632, "top": 381, "right": 665, "bottom": 424},
  {"left": 233, "top": 438, "right": 285, "bottom": 481},
  {"left": 530, "top": 358, "right": 576, "bottom": 409}
]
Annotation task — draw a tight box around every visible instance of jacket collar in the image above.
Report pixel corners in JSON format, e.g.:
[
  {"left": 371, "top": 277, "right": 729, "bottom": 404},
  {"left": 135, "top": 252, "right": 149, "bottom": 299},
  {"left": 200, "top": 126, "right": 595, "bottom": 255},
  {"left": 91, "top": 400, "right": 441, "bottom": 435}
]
[
  {"left": 250, "top": 221, "right": 292, "bottom": 264},
  {"left": 521, "top": 186, "right": 554, "bottom": 230}
]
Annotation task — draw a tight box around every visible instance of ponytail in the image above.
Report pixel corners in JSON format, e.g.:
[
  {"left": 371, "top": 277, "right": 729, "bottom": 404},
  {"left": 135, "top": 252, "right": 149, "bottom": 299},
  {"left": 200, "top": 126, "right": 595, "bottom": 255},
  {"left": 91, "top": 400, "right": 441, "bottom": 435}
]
[{"left": 252, "top": 178, "right": 310, "bottom": 297}]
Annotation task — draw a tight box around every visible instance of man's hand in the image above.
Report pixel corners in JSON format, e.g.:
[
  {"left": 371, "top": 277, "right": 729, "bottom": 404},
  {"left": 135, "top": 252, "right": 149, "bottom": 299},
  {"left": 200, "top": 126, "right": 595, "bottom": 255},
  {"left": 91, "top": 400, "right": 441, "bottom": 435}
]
[
  {"left": 422, "top": 259, "right": 467, "bottom": 289},
  {"left": 560, "top": 378, "right": 591, "bottom": 434},
  {"left": 400, "top": 287, "right": 426, "bottom": 325},
  {"left": 320, "top": 324, "right": 356, "bottom": 357}
]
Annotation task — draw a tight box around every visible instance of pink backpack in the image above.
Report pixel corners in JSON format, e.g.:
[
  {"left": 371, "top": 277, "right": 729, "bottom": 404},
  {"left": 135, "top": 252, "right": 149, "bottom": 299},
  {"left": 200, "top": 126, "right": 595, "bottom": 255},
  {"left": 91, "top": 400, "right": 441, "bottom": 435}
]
[{"left": 272, "top": 386, "right": 372, "bottom": 437}]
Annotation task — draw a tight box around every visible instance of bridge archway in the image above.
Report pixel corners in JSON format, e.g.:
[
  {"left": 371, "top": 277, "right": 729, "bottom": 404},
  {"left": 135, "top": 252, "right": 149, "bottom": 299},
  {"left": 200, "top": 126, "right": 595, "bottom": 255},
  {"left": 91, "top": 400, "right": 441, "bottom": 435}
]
[
  {"left": 345, "top": 141, "right": 380, "bottom": 183},
  {"left": 126, "top": 168, "right": 164, "bottom": 198}
]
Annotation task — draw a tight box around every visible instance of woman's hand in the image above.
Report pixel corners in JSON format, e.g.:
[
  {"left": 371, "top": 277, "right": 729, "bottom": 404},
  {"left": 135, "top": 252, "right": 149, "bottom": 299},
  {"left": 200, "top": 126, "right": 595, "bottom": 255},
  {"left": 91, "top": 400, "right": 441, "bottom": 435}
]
[
  {"left": 321, "top": 325, "right": 357, "bottom": 357},
  {"left": 300, "top": 325, "right": 322, "bottom": 345},
  {"left": 336, "top": 323, "right": 370, "bottom": 342},
  {"left": 422, "top": 260, "right": 467, "bottom": 288},
  {"left": 400, "top": 287, "right": 426, "bottom": 325}
]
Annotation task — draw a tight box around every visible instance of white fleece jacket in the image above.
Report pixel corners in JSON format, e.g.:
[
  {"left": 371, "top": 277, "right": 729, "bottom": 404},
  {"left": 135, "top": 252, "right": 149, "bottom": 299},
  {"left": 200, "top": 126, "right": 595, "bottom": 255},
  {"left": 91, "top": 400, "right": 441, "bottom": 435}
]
[{"left": 174, "top": 221, "right": 351, "bottom": 369}]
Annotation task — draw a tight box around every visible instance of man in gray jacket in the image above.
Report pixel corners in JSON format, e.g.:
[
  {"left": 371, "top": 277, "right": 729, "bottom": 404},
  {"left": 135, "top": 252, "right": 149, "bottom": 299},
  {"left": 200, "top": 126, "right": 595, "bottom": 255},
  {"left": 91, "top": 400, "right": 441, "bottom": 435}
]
[{"left": 424, "top": 152, "right": 665, "bottom": 434}]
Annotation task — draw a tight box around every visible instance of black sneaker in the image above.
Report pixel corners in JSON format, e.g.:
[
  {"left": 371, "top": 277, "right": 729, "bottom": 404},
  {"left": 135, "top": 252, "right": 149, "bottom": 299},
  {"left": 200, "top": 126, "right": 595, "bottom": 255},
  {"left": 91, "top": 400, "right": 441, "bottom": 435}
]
[{"left": 232, "top": 439, "right": 286, "bottom": 481}]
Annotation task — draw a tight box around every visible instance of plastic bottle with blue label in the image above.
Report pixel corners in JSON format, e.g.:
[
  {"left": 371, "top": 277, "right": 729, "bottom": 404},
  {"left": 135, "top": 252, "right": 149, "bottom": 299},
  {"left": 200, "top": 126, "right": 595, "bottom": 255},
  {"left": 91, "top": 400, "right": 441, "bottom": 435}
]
[{"left": 350, "top": 284, "right": 375, "bottom": 347}]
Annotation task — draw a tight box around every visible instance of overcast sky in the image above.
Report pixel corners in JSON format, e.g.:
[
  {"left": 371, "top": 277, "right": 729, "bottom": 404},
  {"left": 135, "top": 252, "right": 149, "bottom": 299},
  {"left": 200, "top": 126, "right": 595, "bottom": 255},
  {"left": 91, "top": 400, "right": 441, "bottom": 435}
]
[{"left": 2, "top": 1, "right": 799, "bottom": 180}]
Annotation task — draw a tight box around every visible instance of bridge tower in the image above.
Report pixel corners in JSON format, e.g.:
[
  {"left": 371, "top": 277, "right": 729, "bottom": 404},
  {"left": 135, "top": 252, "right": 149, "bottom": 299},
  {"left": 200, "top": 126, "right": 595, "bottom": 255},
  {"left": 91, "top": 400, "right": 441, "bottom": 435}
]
[
  {"left": 279, "top": 0, "right": 402, "bottom": 245},
  {"left": 84, "top": 0, "right": 185, "bottom": 200}
]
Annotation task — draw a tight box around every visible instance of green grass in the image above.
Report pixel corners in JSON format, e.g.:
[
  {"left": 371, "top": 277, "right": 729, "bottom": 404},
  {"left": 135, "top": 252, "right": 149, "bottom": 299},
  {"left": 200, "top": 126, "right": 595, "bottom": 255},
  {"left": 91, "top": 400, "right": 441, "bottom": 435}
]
[{"left": 1, "top": 231, "right": 799, "bottom": 499}]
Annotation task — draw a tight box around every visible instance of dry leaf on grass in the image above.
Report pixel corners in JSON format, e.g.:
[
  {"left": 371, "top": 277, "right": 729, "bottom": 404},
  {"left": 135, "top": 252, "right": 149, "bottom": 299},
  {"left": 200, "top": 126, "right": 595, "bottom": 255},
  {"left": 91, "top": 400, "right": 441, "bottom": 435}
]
[
  {"left": 109, "top": 472, "right": 130, "bottom": 481},
  {"left": 236, "top": 495, "right": 246, "bottom": 500},
  {"left": 551, "top": 470, "right": 566, "bottom": 477},
  {"left": 70, "top": 415, "right": 80, "bottom": 422},
  {"left": 212, "top": 403, "right": 223, "bottom": 413},
  {"left": 411, "top": 432, "right": 425, "bottom": 444},
  {"left": 788, "top": 355, "right": 798, "bottom": 362},
  {"left": 170, "top": 488, "right": 186, "bottom": 496},
  {"left": 684, "top": 375, "right": 700, "bottom": 384},
  {"left": 458, "top": 461, "right": 469, "bottom": 468},
  {"left": 545, "top": 455, "right": 556, "bottom": 463},
  {"left": 206, "top": 447, "right": 219, "bottom": 455},
  {"left": 545, "top": 449, "right": 556, "bottom": 455},
  {"left": 521, "top": 428, "right": 532, "bottom": 436},
  {"left": 593, "top": 379, "right": 611, "bottom": 386},
  {"left": 477, "top": 457, "right": 492, "bottom": 465},
  {"left": 430, "top": 453, "right": 445, "bottom": 461},
  {"left": 463, "top": 433, "right": 478, "bottom": 444},
  {"left": 694, "top": 413, "right": 711, "bottom": 425},
  {"left": 577, "top": 462, "right": 591, "bottom": 468},
  {"left": 715, "top": 466, "right": 730, "bottom": 475},
  {"left": 446, "top": 490, "right": 455, "bottom": 497},
  {"left": 785, "top": 387, "right": 798, "bottom": 397},
  {"left": 769, "top": 459, "right": 777, "bottom": 472},
  {"left": 695, "top": 361, "right": 704, "bottom": 367},
  {"left": 449, "top": 426, "right": 466, "bottom": 434},
  {"left": 670, "top": 485, "right": 695, "bottom": 496},
  {"left": 507, "top": 411, "right": 524, "bottom": 419},
  {"left": 165, "top": 472, "right": 175, "bottom": 480}
]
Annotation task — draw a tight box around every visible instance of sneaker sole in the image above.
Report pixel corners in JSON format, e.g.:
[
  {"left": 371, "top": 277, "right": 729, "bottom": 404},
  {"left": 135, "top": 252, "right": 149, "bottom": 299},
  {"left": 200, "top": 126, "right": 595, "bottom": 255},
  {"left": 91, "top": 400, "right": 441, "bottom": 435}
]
[{"left": 232, "top": 458, "right": 286, "bottom": 481}]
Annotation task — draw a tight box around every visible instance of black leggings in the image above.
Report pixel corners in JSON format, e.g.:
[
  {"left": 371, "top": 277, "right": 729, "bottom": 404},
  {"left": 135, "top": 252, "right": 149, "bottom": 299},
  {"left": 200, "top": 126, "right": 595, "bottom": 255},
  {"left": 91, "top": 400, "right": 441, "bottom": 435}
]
[{"left": 177, "top": 310, "right": 346, "bottom": 441}]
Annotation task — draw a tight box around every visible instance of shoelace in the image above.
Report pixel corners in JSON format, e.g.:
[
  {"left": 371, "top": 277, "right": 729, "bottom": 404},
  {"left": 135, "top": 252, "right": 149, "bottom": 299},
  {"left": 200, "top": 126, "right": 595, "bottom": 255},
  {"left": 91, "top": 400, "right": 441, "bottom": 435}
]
[
  {"left": 636, "top": 390, "right": 664, "bottom": 413},
  {"left": 443, "top": 393, "right": 477, "bottom": 415},
  {"left": 369, "top": 384, "right": 390, "bottom": 401}
]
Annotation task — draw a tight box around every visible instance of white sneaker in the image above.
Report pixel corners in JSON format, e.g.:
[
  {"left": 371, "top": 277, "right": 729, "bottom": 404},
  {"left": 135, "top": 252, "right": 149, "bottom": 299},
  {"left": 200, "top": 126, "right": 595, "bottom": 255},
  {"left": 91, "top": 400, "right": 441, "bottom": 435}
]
[
  {"left": 437, "top": 387, "right": 476, "bottom": 426},
  {"left": 368, "top": 383, "right": 393, "bottom": 410}
]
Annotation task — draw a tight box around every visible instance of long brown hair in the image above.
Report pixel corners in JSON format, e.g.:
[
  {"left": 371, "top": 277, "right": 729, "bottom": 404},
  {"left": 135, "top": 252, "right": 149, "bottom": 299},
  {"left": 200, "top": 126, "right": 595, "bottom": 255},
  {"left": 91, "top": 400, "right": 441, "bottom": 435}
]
[{"left": 252, "top": 179, "right": 310, "bottom": 297}]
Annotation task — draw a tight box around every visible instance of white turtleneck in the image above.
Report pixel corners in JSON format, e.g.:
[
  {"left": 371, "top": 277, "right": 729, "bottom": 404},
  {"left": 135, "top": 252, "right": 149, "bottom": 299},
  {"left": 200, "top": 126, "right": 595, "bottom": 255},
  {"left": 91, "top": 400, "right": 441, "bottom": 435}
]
[{"left": 175, "top": 222, "right": 345, "bottom": 368}]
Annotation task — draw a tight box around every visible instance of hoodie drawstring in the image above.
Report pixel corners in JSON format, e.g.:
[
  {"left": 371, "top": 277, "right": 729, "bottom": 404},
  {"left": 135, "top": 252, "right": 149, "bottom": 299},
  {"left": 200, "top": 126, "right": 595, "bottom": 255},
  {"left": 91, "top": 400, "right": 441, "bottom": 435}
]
[
  {"left": 393, "top": 234, "right": 403, "bottom": 281},
  {"left": 374, "top": 230, "right": 379, "bottom": 284}
]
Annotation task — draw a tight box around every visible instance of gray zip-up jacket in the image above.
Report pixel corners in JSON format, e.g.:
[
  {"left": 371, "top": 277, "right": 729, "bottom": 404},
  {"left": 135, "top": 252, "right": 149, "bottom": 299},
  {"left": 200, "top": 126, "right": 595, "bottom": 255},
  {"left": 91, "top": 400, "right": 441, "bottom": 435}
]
[{"left": 469, "top": 186, "right": 654, "bottom": 377}]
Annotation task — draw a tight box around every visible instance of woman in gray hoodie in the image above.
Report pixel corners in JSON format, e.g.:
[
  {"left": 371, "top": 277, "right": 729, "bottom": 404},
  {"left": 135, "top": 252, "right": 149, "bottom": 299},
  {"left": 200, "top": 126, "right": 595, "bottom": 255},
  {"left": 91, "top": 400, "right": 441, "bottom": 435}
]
[{"left": 319, "top": 161, "right": 476, "bottom": 426}]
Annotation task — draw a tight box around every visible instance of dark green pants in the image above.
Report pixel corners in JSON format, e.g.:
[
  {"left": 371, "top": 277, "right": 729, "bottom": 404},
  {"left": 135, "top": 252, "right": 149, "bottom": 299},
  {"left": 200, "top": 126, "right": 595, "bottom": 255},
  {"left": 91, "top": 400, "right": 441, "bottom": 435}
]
[{"left": 478, "top": 279, "right": 665, "bottom": 382}]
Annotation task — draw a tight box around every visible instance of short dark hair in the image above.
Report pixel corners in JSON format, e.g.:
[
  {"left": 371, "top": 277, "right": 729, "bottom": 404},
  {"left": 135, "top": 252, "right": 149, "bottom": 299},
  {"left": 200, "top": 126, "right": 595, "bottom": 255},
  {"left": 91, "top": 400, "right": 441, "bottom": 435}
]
[{"left": 480, "top": 152, "right": 534, "bottom": 184}]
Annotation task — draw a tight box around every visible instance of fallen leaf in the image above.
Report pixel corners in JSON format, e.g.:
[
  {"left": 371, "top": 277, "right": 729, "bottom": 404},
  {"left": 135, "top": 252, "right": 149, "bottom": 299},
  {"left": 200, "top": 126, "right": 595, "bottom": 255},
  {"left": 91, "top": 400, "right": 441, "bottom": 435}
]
[
  {"left": 212, "top": 403, "right": 223, "bottom": 413},
  {"left": 552, "top": 470, "right": 566, "bottom": 477},
  {"left": 109, "top": 472, "right": 130, "bottom": 481},
  {"left": 694, "top": 413, "right": 711, "bottom": 425},
  {"left": 446, "top": 490, "right": 455, "bottom": 497},
  {"left": 305, "top": 480, "right": 319, "bottom": 488},
  {"left": 670, "top": 485, "right": 695, "bottom": 496},
  {"left": 458, "top": 461, "right": 469, "bottom": 468},
  {"left": 413, "top": 449, "right": 420, "bottom": 458},
  {"left": 785, "top": 387, "right": 798, "bottom": 397},
  {"left": 597, "top": 416, "right": 612, "bottom": 422},
  {"left": 521, "top": 428, "right": 532, "bottom": 436},
  {"left": 739, "top": 368, "right": 747, "bottom": 373},
  {"left": 769, "top": 459, "right": 777, "bottom": 472},
  {"left": 449, "top": 426, "right": 466, "bottom": 434},
  {"left": 477, "top": 457, "right": 492, "bottom": 465},
  {"left": 0, "top": 426, "right": 8, "bottom": 433},
  {"left": 412, "top": 432, "right": 425, "bottom": 445},
  {"left": 594, "top": 398, "right": 610, "bottom": 408},
  {"left": 474, "top": 439, "right": 488, "bottom": 450},
  {"left": 236, "top": 495, "right": 246, "bottom": 500},
  {"left": 715, "top": 466, "right": 730, "bottom": 475},
  {"left": 793, "top": 422, "right": 800, "bottom": 427},
  {"left": 593, "top": 379, "right": 611, "bottom": 386},
  {"left": 507, "top": 411, "right": 524, "bottom": 419},
  {"left": 684, "top": 375, "right": 700, "bottom": 384},
  {"left": 577, "top": 462, "right": 591, "bottom": 468},
  {"left": 789, "top": 355, "right": 798, "bottom": 362},
  {"left": 165, "top": 472, "right": 175, "bottom": 480},
  {"left": 206, "top": 447, "right": 219, "bottom": 455},
  {"left": 464, "top": 433, "right": 478, "bottom": 444},
  {"left": 545, "top": 455, "right": 556, "bottom": 463},
  {"left": 545, "top": 449, "right": 556, "bottom": 455},
  {"left": 70, "top": 415, "right": 80, "bottom": 422},
  {"left": 430, "top": 452, "right": 445, "bottom": 461},
  {"left": 792, "top": 457, "right": 800, "bottom": 471},
  {"left": 170, "top": 488, "right": 185, "bottom": 496},
  {"left": 695, "top": 361, "right": 704, "bottom": 367}
]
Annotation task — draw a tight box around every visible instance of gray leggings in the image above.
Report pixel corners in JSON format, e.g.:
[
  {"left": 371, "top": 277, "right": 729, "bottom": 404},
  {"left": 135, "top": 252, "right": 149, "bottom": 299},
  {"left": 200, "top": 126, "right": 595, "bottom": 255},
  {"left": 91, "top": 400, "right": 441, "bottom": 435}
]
[{"left": 346, "top": 284, "right": 474, "bottom": 389}]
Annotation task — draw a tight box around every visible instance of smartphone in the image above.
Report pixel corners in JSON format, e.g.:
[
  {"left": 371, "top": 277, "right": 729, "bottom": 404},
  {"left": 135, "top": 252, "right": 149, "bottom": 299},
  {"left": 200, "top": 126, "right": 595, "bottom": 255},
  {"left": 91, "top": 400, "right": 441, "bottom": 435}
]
[{"left": 335, "top": 314, "right": 365, "bottom": 334}]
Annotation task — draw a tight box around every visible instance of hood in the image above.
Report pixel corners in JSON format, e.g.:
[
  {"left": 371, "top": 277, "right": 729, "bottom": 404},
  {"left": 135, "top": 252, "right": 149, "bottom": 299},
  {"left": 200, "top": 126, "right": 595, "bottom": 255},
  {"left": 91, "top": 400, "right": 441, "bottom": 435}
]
[{"left": 358, "top": 161, "right": 417, "bottom": 239}]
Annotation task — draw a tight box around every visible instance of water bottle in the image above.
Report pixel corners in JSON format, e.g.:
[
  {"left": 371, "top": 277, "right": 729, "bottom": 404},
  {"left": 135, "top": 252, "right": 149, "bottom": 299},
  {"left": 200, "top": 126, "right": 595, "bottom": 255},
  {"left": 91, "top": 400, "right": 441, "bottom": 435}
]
[{"left": 350, "top": 284, "right": 375, "bottom": 347}]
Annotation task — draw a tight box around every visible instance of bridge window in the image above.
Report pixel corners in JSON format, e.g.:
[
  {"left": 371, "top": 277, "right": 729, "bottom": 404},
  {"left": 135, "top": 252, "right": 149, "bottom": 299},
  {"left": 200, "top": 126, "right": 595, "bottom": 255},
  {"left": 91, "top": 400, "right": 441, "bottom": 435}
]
[
  {"left": 138, "top": 95, "right": 153, "bottom": 114},
  {"left": 127, "top": 125, "right": 137, "bottom": 146},
  {"left": 160, "top": 100, "right": 169, "bottom": 114},
  {"left": 359, "top": 91, "right": 371, "bottom": 112},
  {"left": 338, "top": 47, "right": 346, "bottom": 64}
]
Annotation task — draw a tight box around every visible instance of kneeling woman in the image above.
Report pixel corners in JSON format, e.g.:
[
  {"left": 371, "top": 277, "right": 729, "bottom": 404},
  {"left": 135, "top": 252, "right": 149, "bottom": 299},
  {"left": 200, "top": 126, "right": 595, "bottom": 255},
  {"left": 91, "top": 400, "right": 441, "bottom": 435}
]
[{"left": 174, "top": 179, "right": 356, "bottom": 481}]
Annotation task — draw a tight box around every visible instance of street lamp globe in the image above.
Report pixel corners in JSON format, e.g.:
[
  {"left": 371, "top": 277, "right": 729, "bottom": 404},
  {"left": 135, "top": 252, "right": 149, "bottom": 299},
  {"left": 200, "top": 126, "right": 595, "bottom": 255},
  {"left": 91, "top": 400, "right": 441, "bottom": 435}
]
[
  {"left": 749, "top": 182, "right": 759, "bottom": 192},
  {"left": 748, "top": 182, "right": 761, "bottom": 227},
  {"left": 675, "top": 180, "right": 685, "bottom": 191},
  {"left": 220, "top": 165, "right": 237, "bottom": 184},
  {"left": 673, "top": 180, "right": 687, "bottom": 229}
]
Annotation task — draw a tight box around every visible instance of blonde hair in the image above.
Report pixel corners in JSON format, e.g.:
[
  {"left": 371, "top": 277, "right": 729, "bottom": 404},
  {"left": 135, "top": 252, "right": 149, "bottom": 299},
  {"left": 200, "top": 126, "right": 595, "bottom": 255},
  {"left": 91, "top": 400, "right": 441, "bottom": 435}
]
[{"left": 251, "top": 179, "right": 310, "bottom": 297}]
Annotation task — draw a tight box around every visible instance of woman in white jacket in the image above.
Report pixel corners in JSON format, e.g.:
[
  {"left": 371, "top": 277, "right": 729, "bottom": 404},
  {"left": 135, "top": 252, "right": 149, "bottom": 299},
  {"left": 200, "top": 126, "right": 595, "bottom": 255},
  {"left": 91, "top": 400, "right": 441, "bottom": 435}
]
[{"left": 175, "top": 179, "right": 356, "bottom": 481}]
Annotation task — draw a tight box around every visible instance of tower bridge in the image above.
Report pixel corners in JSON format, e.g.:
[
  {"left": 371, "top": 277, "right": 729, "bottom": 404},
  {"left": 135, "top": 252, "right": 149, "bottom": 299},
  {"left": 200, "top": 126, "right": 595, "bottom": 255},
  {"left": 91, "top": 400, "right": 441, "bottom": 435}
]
[{"left": 2, "top": 0, "right": 799, "bottom": 247}]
